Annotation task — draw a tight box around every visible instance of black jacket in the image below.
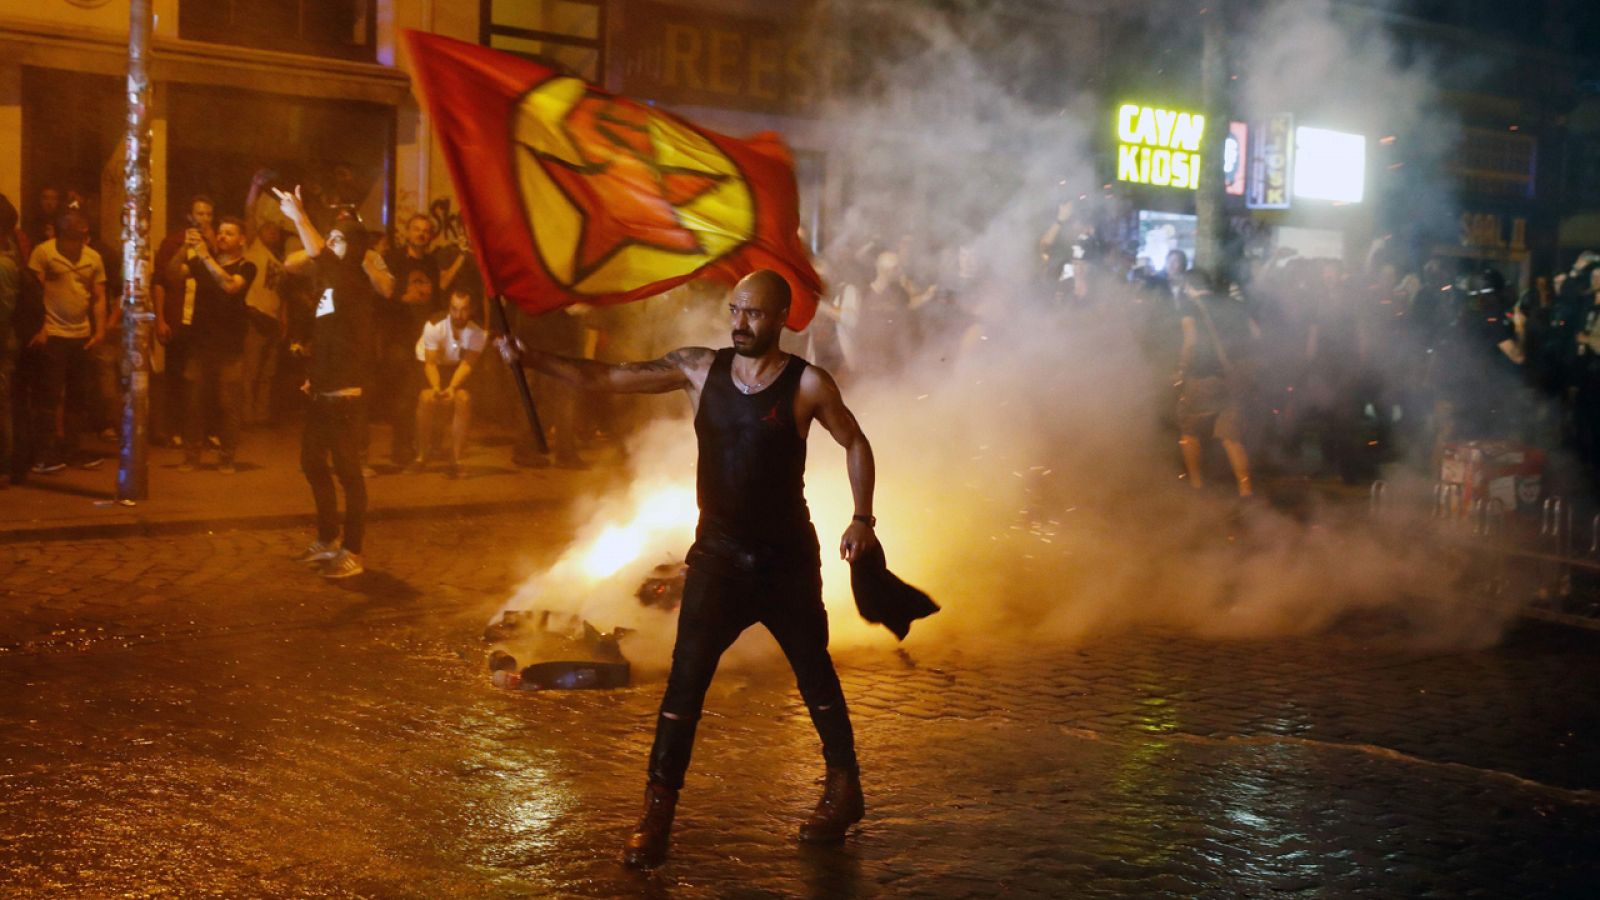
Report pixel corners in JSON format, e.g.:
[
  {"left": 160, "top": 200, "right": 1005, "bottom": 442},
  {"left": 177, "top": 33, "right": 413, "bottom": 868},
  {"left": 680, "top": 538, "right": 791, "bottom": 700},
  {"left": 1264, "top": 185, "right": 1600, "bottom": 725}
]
[{"left": 849, "top": 543, "right": 938, "bottom": 640}]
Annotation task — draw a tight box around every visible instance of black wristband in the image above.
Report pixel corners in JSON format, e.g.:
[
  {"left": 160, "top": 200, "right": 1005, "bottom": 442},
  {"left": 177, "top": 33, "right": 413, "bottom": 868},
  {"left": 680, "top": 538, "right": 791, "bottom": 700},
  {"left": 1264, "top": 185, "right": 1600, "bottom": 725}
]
[{"left": 853, "top": 514, "right": 876, "bottom": 527}]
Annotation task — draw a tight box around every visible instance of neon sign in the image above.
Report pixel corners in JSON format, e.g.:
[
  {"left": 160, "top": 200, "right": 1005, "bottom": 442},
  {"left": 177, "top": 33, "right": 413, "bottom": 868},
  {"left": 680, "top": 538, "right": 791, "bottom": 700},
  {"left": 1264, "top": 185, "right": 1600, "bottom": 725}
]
[{"left": 1116, "top": 103, "right": 1205, "bottom": 190}]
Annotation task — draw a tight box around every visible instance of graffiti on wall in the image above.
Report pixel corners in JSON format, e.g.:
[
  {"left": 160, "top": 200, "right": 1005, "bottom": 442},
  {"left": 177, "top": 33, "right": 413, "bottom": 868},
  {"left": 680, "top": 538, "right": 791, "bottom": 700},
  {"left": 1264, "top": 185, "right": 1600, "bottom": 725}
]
[
  {"left": 428, "top": 197, "right": 470, "bottom": 250},
  {"left": 395, "top": 190, "right": 472, "bottom": 252}
]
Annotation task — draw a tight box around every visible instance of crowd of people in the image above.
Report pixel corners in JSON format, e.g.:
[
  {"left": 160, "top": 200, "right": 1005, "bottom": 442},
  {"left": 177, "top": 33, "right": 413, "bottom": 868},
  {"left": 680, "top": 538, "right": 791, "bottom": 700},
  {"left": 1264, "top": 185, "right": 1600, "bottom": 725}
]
[
  {"left": 0, "top": 169, "right": 568, "bottom": 490},
  {"left": 801, "top": 201, "right": 1600, "bottom": 501},
  {"left": 6, "top": 177, "right": 1600, "bottom": 515}
]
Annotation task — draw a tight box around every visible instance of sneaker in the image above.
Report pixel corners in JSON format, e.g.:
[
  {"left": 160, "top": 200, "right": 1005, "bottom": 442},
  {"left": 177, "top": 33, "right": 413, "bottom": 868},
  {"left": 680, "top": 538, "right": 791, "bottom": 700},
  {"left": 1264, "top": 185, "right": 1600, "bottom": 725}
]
[
  {"left": 170, "top": 435, "right": 184, "bottom": 448},
  {"left": 77, "top": 457, "right": 104, "bottom": 470},
  {"left": 361, "top": 465, "right": 379, "bottom": 478},
  {"left": 99, "top": 428, "right": 117, "bottom": 442},
  {"left": 31, "top": 461, "right": 66, "bottom": 475},
  {"left": 177, "top": 460, "right": 197, "bottom": 473},
  {"left": 320, "top": 550, "right": 365, "bottom": 579},
  {"left": 218, "top": 461, "right": 237, "bottom": 475},
  {"left": 293, "top": 540, "right": 341, "bottom": 564},
  {"left": 207, "top": 435, "right": 222, "bottom": 449},
  {"left": 405, "top": 458, "right": 426, "bottom": 473}
]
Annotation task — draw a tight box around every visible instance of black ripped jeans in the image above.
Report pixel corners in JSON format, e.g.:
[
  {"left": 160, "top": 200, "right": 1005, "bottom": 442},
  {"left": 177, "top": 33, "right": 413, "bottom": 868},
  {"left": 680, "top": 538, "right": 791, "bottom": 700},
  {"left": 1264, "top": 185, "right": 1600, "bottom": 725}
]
[
  {"left": 301, "top": 394, "right": 367, "bottom": 554},
  {"left": 648, "top": 559, "right": 857, "bottom": 791}
]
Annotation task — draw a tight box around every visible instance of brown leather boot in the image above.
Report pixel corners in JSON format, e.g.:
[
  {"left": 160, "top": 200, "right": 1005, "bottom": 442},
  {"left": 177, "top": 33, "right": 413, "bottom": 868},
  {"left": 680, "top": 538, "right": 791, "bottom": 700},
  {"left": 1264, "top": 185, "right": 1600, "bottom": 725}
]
[
  {"left": 798, "top": 766, "right": 864, "bottom": 844},
  {"left": 623, "top": 782, "right": 679, "bottom": 869}
]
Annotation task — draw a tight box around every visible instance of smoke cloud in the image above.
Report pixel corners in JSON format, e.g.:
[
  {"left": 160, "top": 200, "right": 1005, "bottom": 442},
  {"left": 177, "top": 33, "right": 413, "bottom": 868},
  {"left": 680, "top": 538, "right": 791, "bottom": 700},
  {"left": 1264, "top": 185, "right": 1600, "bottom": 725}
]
[{"left": 495, "top": 0, "right": 1521, "bottom": 673}]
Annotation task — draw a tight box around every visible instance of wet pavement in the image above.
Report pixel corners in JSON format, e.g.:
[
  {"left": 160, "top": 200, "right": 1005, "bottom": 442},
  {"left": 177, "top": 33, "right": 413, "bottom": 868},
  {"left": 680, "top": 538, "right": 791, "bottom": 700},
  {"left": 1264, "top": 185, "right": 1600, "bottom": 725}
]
[
  {"left": 0, "top": 423, "right": 595, "bottom": 540},
  {"left": 2, "top": 511, "right": 1599, "bottom": 897}
]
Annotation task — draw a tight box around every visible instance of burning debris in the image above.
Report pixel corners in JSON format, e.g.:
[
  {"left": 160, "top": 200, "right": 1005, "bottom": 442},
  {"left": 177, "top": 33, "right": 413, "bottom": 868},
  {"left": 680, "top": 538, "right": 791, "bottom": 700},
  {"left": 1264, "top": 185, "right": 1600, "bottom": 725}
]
[
  {"left": 484, "top": 609, "right": 631, "bottom": 691},
  {"left": 636, "top": 562, "right": 688, "bottom": 612},
  {"left": 485, "top": 559, "right": 690, "bottom": 691}
]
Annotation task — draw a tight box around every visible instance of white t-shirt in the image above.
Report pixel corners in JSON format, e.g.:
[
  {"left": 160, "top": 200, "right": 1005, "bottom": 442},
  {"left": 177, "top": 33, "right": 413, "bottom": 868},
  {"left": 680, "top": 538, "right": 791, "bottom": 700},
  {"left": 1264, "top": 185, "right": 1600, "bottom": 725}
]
[
  {"left": 416, "top": 316, "right": 485, "bottom": 365},
  {"left": 27, "top": 240, "right": 105, "bottom": 339}
]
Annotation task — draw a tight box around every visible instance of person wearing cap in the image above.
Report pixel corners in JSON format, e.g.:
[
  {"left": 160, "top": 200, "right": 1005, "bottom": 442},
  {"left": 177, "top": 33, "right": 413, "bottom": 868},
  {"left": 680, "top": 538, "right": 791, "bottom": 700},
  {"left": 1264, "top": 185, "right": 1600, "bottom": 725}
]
[{"left": 277, "top": 187, "right": 391, "bottom": 579}]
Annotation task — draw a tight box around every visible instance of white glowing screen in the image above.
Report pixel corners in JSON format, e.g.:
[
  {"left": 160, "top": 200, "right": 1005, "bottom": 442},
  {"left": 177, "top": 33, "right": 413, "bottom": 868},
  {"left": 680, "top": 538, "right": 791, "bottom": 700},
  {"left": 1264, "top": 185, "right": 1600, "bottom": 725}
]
[{"left": 1293, "top": 127, "right": 1365, "bottom": 203}]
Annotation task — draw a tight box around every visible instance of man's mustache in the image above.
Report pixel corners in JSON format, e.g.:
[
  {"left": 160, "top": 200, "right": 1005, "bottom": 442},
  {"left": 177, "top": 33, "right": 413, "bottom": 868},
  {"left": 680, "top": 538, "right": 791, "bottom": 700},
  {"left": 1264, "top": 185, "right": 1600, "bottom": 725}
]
[{"left": 732, "top": 330, "right": 754, "bottom": 339}]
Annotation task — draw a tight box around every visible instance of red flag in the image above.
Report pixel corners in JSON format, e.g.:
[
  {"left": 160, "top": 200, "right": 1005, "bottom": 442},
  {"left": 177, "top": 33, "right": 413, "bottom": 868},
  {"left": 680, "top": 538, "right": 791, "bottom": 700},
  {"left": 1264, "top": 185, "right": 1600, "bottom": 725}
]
[{"left": 404, "top": 31, "right": 821, "bottom": 329}]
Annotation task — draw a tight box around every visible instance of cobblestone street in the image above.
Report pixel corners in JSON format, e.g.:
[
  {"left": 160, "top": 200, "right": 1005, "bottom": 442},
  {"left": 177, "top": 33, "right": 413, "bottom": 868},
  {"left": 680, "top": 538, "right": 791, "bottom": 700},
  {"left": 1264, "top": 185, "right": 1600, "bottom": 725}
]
[{"left": 2, "top": 510, "right": 1598, "bottom": 897}]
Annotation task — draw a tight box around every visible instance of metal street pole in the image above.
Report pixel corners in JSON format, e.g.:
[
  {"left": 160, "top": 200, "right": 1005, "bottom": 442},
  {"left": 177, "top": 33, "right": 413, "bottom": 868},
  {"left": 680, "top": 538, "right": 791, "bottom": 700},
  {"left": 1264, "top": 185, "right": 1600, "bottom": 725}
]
[
  {"left": 117, "top": 0, "right": 154, "bottom": 501},
  {"left": 1195, "top": 0, "right": 1229, "bottom": 274}
]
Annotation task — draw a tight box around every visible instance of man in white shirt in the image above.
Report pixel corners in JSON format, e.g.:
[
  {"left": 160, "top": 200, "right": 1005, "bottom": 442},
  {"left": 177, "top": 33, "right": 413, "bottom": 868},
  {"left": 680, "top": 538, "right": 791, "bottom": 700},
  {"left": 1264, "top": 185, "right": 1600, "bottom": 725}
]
[
  {"left": 411, "top": 287, "right": 484, "bottom": 477},
  {"left": 24, "top": 211, "right": 106, "bottom": 473}
]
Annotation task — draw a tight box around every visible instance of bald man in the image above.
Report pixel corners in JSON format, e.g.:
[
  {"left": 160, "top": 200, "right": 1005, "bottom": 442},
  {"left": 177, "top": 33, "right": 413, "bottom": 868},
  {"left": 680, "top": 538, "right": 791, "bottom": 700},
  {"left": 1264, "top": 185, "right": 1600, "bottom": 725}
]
[{"left": 501, "top": 269, "right": 878, "bottom": 868}]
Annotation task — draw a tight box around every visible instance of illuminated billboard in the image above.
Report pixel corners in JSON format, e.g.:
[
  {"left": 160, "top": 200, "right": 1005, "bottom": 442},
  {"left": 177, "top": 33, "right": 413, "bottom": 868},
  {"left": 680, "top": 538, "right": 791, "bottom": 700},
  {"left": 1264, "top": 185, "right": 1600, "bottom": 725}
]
[
  {"left": 1224, "top": 121, "right": 1248, "bottom": 197},
  {"left": 1293, "top": 127, "right": 1366, "bottom": 203},
  {"left": 1247, "top": 114, "right": 1294, "bottom": 209},
  {"left": 1116, "top": 103, "right": 1205, "bottom": 190}
]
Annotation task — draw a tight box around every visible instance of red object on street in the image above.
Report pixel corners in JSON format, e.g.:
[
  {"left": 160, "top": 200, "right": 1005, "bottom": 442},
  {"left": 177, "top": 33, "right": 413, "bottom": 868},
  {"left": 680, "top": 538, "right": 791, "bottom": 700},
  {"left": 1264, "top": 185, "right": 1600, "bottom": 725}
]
[
  {"left": 404, "top": 30, "right": 821, "bottom": 329},
  {"left": 1439, "top": 441, "right": 1546, "bottom": 515}
]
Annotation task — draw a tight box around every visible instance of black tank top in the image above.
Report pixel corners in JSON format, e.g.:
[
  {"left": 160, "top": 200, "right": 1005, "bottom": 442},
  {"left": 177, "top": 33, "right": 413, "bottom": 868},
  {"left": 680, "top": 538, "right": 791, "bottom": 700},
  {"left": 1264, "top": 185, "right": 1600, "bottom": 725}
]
[{"left": 692, "top": 349, "right": 816, "bottom": 566}]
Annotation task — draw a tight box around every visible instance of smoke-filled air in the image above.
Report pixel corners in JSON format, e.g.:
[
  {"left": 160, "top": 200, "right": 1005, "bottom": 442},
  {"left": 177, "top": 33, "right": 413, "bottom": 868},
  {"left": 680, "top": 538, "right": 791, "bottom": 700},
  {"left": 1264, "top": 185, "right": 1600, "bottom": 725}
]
[{"left": 495, "top": 0, "right": 1524, "bottom": 671}]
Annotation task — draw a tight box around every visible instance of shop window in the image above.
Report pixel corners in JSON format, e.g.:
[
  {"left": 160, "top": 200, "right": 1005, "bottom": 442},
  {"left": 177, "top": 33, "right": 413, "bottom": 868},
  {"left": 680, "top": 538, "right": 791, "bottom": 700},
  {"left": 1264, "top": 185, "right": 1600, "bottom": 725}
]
[
  {"left": 166, "top": 84, "right": 396, "bottom": 236},
  {"left": 1136, "top": 211, "right": 1198, "bottom": 268},
  {"left": 482, "top": 0, "right": 606, "bottom": 82},
  {"left": 180, "top": 0, "right": 376, "bottom": 63}
]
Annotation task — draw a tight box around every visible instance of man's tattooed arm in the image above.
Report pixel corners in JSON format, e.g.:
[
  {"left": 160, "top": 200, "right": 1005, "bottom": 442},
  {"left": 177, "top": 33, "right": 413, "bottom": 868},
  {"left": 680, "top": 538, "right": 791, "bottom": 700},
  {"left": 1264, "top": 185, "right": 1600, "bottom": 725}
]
[{"left": 521, "top": 346, "right": 714, "bottom": 395}]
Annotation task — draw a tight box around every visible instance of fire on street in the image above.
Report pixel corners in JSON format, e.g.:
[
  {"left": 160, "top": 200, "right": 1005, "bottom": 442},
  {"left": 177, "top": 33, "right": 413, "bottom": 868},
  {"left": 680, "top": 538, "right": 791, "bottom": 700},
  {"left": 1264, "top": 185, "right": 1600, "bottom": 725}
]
[{"left": 1, "top": 512, "right": 1597, "bottom": 897}]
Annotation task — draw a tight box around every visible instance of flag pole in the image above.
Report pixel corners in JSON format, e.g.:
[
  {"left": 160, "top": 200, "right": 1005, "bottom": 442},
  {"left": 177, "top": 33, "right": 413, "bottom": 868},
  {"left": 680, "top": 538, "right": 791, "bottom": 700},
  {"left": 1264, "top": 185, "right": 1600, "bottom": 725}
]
[{"left": 492, "top": 294, "right": 549, "bottom": 455}]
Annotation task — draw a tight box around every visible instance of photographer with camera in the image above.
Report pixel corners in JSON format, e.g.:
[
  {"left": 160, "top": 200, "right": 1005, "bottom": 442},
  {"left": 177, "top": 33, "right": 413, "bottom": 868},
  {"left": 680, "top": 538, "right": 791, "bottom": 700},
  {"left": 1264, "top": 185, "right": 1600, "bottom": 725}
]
[{"left": 152, "top": 195, "right": 219, "bottom": 448}]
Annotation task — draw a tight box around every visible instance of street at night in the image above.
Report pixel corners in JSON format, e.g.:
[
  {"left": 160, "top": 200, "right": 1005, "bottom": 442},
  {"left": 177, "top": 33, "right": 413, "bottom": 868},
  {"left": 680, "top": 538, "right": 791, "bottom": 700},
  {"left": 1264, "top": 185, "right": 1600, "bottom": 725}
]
[
  {"left": 7, "top": 0, "right": 1600, "bottom": 895},
  {"left": 2, "top": 499, "right": 1598, "bottom": 897}
]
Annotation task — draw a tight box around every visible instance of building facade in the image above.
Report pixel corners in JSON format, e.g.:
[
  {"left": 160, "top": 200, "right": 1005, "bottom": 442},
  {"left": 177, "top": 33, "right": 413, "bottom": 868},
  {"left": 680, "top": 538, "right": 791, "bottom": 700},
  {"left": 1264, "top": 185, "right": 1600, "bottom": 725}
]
[
  {"left": 0, "top": 0, "right": 478, "bottom": 266},
  {"left": 0, "top": 0, "right": 843, "bottom": 271},
  {"left": 3, "top": 0, "right": 1592, "bottom": 285}
]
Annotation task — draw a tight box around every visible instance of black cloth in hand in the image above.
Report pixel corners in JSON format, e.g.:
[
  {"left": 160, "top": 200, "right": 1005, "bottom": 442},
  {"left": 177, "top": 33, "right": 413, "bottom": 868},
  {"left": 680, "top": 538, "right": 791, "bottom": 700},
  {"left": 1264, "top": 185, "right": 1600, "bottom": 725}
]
[{"left": 849, "top": 542, "right": 938, "bottom": 640}]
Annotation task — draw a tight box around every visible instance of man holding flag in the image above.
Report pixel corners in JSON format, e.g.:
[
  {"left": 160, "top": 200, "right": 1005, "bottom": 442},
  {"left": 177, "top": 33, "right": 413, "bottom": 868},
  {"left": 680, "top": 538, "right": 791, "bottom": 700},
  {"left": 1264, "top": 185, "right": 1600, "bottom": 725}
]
[
  {"left": 404, "top": 31, "right": 887, "bottom": 867},
  {"left": 503, "top": 269, "right": 877, "bottom": 866}
]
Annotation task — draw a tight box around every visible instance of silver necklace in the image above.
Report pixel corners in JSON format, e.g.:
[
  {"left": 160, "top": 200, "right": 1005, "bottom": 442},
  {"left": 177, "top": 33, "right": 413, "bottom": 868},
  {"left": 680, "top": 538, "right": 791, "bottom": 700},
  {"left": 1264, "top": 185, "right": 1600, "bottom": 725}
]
[
  {"left": 733, "top": 360, "right": 782, "bottom": 394},
  {"left": 733, "top": 371, "right": 770, "bottom": 394}
]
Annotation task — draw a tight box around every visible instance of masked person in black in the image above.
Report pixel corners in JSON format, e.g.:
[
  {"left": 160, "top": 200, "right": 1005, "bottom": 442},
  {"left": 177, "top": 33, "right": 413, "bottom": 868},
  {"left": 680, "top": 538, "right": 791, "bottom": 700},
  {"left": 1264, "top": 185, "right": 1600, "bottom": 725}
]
[
  {"left": 501, "top": 270, "right": 878, "bottom": 869},
  {"left": 277, "top": 187, "right": 382, "bottom": 580}
]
